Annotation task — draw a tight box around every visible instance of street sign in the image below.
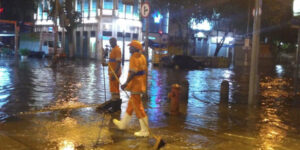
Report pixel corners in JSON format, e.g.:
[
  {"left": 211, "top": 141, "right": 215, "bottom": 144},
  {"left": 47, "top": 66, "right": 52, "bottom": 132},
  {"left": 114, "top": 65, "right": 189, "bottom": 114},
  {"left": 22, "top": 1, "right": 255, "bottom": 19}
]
[{"left": 141, "top": 2, "right": 150, "bottom": 18}]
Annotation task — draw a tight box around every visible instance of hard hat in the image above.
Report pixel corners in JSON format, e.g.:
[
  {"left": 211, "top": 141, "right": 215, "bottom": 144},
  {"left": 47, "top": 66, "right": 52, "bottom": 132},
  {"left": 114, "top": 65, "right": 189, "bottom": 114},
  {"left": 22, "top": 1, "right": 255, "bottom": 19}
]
[{"left": 128, "top": 40, "right": 143, "bottom": 51}]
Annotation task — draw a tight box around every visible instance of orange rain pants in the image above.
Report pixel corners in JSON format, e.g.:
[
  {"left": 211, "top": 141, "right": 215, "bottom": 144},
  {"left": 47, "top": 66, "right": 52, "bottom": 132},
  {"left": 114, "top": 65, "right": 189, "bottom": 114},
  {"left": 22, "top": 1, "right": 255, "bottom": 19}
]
[
  {"left": 126, "top": 94, "right": 146, "bottom": 118},
  {"left": 109, "top": 76, "right": 120, "bottom": 94}
]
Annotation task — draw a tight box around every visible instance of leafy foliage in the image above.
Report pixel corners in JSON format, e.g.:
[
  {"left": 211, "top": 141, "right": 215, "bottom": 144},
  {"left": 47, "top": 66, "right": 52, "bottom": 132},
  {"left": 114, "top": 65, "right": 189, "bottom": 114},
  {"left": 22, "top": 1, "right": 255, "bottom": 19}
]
[
  {"left": 45, "top": 0, "right": 82, "bottom": 57},
  {"left": 152, "top": 0, "right": 296, "bottom": 55},
  {"left": 19, "top": 48, "right": 30, "bottom": 56}
]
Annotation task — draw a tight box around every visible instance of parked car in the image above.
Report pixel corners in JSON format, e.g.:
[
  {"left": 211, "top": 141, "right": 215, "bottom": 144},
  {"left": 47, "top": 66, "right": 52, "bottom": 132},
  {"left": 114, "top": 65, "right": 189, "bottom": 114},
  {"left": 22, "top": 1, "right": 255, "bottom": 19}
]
[
  {"left": 152, "top": 47, "right": 168, "bottom": 66},
  {"left": 172, "top": 55, "right": 203, "bottom": 70},
  {"left": 47, "top": 41, "right": 63, "bottom": 56}
]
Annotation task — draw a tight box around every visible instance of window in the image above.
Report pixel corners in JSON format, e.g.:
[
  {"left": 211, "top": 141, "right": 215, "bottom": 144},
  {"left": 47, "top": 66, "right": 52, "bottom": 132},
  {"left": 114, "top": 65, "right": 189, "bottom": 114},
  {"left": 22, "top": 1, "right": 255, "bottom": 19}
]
[
  {"left": 91, "top": 31, "right": 96, "bottom": 37},
  {"left": 103, "top": 31, "right": 112, "bottom": 36},
  {"left": 118, "top": 0, "right": 124, "bottom": 13},
  {"left": 91, "top": 0, "right": 97, "bottom": 17},
  {"left": 38, "top": 3, "right": 43, "bottom": 20},
  {"left": 117, "top": 32, "right": 123, "bottom": 37},
  {"left": 83, "top": 0, "right": 89, "bottom": 17},
  {"left": 125, "top": 33, "right": 131, "bottom": 38},
  {"left": 133, "top": 33, "right": 138, "bottom": 39},
  {"left": 133, "top": 1, "right": 139, "bottom": 19},
  {"left": 103, "top": 0, "right": 113, "bottom": 9},
  {"left": 126, "top": 5, "right": 132, "bottom": 16},
  {"left": 77, "top": 0, "right": 81, "bottom": 12}
]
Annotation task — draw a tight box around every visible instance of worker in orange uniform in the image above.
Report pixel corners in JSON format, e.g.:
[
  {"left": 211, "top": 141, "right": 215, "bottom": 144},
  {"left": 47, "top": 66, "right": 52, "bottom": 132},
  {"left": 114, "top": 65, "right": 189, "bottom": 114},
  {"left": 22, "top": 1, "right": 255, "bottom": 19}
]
[
  {"left": 108, "top": 38, "right": 122, "bottom": 101},
  {"left": 99, "top": 37, "right": 122, "bottom": 112},
  {"left": 113, "top": 40, "right": 149, "bottom": 137}
]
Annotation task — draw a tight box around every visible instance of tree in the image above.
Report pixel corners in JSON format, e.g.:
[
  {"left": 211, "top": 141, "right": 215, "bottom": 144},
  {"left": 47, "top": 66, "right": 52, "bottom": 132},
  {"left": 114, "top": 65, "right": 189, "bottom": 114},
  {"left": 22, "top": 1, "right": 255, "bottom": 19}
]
[
  {"left": 151, "top": 0, "right": 296, "bottom": 56},
  {"left": 205, "top": 0, "right": 249, "bottom": 56},
  {"left": 63, "top": 0, "right": 81, "bottom": 58},
  {"left": 45, "top": 0, "right": 81, "bottom": 60}
]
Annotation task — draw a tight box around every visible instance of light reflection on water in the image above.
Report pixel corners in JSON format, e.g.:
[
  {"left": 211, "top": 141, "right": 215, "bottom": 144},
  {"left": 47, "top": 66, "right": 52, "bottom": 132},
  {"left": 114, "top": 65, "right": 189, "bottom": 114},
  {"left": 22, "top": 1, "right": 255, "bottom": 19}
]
[
  {"left": 0, "top": 67, "right": 10, "bottom": 109},
  {"left": 58, "top": 140, "right": 75, "bottom": 150}
]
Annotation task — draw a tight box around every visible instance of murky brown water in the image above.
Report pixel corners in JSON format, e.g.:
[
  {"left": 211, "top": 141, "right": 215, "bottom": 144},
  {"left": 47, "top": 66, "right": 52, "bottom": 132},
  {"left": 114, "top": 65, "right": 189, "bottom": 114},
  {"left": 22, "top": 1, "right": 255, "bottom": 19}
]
[{"left": 1, "top": 57, "right": 300, "bottom": 150}]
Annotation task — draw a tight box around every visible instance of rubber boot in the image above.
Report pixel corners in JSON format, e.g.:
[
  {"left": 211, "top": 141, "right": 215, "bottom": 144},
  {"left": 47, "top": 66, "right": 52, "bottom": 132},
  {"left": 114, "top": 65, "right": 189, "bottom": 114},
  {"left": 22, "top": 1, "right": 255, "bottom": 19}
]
[
  {"left": 134, "top": 117, "right": 150, "bottom": 137},
  {"left": 113, "top": 113, "right": 131, "bottom": 130}
]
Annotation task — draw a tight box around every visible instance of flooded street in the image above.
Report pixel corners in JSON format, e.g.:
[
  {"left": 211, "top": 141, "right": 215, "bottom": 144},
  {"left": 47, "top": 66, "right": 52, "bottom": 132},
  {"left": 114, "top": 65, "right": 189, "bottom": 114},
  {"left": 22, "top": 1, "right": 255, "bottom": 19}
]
[{"left": 1, "top": 57, "right": 300, "bottom": 150}]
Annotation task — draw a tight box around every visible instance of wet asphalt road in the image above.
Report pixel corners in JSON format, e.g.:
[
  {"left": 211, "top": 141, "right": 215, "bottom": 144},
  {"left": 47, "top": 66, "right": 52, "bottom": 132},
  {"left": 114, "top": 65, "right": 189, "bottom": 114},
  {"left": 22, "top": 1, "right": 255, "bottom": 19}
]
[{"left": 1, "top": 57, "right": 300, "bottom": 150}]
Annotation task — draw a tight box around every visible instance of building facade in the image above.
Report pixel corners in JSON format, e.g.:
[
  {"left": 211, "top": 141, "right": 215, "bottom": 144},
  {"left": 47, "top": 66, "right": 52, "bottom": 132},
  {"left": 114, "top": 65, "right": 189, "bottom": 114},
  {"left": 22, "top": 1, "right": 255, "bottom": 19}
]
[{"left": 34, "top": 0, "right": 142, "bottom": 60}]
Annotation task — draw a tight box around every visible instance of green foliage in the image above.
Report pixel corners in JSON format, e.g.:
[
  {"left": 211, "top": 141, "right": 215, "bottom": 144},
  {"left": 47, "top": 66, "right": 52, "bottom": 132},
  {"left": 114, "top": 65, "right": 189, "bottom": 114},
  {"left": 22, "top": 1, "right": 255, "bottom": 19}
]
[
  {"left": 273, "top": 41, "right": 297, "bottom": 54},
  {"left": 19, "top": 48, "right": 30, "bottom": 56},
  {"left": 1, "top": 48, "right": 11, "bottom": 55}
]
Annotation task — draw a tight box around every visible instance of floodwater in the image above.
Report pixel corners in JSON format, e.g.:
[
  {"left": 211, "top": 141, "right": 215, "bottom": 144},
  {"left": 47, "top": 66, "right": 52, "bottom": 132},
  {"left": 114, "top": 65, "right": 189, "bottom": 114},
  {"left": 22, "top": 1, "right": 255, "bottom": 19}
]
[{"left": 1, "top": 57, "right": 300, "bottom": 150}]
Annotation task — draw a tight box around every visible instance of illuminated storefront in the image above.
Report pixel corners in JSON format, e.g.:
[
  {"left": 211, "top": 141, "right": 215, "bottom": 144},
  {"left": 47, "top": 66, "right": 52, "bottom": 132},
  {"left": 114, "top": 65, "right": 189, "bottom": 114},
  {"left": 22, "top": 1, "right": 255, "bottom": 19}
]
[{"left": 34, "top": 0, "right": 142, "bottom": 60}]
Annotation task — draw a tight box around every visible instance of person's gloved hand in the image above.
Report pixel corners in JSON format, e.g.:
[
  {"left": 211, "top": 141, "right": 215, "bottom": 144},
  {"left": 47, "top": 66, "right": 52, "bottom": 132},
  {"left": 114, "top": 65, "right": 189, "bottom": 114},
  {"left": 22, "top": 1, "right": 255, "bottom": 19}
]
[{"left": 121, "top": 83, "right": 128, "bottom": 90}]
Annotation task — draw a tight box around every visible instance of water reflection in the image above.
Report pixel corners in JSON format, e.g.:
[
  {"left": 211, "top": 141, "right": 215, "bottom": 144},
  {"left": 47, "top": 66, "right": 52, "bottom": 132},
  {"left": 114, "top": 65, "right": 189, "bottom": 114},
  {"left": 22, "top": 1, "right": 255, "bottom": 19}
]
[
  {"left": 1, "top": 58, "right": 300, "bottom": 149},
  {"left": 258, "top": 76, "right": 291, "bottom": 149},
  {"left": 276, "top": 65, "right": 284, "bottom": 77},
  {"left": 59, "top": 140, "right": 75, "bottom": 150}
]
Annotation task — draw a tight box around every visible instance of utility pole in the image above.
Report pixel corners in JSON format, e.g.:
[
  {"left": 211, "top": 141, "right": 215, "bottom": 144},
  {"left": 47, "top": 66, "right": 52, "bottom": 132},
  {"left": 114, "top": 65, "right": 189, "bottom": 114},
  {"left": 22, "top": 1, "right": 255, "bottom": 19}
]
[
  {"left": 54, "top": 0, "right": 59, "bottom": 58},
  {"left": 15, "top": 25, "right": 19, "bottom": 59},
  {"left": 122, "top": 4, "right": 126, "bottom": 66},
  {"left": 97, "top": 0, "right": 103, "bottom": 62},
  {"left": 244, "top": 0, "right": 251, "bottom": 66},
  {"left": 248, "top": 0, "right": 262, "bottom": 105},
  {"left": 295, "top": 29, "right": 300, "bottom": 95},
  {"left": 144, "top": 0, "right": 149, "bottom": 63}
]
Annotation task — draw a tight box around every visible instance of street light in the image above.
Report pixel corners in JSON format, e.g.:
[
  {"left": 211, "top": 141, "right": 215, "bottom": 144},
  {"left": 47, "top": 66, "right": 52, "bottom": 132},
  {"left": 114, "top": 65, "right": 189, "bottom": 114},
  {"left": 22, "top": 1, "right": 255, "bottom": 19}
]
[{"left": 293, "top": 0, "right": 300, "bottom": 17}]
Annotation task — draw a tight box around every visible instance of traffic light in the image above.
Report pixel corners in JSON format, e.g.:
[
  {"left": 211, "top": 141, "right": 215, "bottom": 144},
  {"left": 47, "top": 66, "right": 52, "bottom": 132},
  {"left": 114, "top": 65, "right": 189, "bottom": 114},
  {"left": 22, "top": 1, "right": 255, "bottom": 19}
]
[
  {"left": 158, "top": 30, "right": 163, "bottom": 36},
  {"left": 0, "top": 1, "right": 2, "bottom": 13}
]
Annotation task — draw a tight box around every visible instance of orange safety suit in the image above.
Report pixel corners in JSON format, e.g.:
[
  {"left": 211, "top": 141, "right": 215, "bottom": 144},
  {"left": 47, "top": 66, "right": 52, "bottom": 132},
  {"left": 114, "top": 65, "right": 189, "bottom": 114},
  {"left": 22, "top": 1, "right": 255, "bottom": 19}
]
[
  {"left": 125, "top": 52, "right": 147, "bottom": 118},
  {"left": 140, "top": 54, "right": 147, "bottom": 88},
  {"left": 108, "top": 45, "right": 122, "bottom": 94}
]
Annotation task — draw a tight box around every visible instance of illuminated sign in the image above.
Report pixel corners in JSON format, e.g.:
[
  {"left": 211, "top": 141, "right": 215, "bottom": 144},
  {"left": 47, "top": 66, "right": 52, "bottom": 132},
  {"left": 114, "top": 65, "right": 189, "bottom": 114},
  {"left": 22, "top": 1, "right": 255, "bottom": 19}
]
[
  {"left": 194, "top": 32, "right": 206, "bottom": 38},
  {"left": 294, "top": 0, "right": 300, "bottom": 16},
  {"left": 149, "top": 36, "right": 156, "bottom": 40},
  {"left": 190, "top": 19, "right": 212, "bottom": 31},
  {"left": 211, "top": 36, "right": 234, "bottom": 45},
  {"left": 48, "top": 27, "right": 53, "bottom": 32},
  {"left": 152, "top": 11, "right": 163, "bottom": 24}
]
